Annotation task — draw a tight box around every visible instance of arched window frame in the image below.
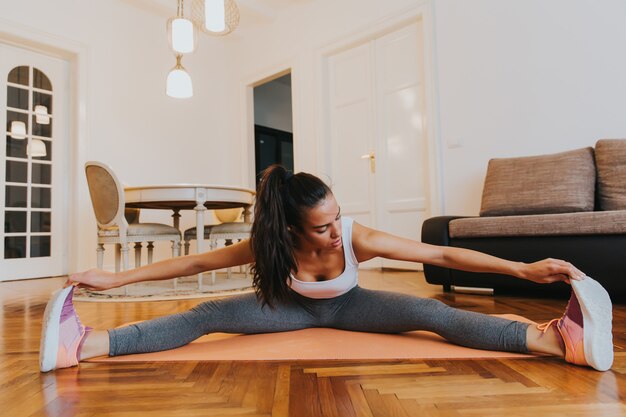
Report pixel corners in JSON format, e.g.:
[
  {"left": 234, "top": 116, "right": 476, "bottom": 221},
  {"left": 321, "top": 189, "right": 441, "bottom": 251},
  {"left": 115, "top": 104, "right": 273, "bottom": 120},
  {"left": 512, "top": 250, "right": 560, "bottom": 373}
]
[{"left": 4, "top": 65, "right": 54, "bottom": 259}]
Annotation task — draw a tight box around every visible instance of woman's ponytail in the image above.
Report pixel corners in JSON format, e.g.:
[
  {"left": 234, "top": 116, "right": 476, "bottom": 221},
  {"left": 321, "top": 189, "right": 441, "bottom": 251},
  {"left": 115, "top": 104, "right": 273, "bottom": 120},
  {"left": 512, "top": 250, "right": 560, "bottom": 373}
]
[{"left": 251, "top": 164, "right": 331, "bottom": 308}]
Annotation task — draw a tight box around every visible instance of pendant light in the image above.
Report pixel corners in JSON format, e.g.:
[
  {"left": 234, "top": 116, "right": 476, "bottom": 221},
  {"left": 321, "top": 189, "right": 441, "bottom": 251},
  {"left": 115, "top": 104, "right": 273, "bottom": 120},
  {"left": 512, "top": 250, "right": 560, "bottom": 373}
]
[
  {"left": 191, "top": 0, "right": 239, "bottom": 36},
  {"left": 34, "top": 105, "right": 50, "bottom": 125},
  {"left": 27, "top": 139, "right": 47, "bottom": 157},
  {"left": 167, "top": 0, "right": 197, "bottom": 54},
  {"left": 9, "top": 121, "right": 27, "bottom": 139},
  {"left": 164, "top": 0, "right": 239, "bottom": 98},
  {"left": 165, "top": 0, "right": 194, "bottom": 98},
  {"left": 204, "top": 0, "right": 225, "bottom": 32},
  {"left": 166, "top": 54, "right": 193, "bottom": 98}
]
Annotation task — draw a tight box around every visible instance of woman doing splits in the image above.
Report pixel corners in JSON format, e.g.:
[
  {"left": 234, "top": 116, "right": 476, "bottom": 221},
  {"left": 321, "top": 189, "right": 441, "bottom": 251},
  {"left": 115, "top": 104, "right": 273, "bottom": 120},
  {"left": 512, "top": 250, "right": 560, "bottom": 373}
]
[{"left": 40, "top": 165, "right": 614, "bottom": 372}]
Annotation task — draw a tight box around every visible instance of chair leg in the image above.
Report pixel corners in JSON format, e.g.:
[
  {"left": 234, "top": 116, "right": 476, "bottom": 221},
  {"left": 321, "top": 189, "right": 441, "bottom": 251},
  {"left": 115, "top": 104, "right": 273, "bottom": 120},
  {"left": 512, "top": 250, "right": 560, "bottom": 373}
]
[
  {"left": 121, "top": 243, "right": 130, "bottom": 296},
  {"left": 210, "top": 239, "right": 217, "bottom": 285},
  {"left": 121, "top": 244, "right": 130, "bottom": 270},
  {"left": 147, "top": 242, "right": 154, "bottom": 264},
  {"left": 172, "top": 240, "right": 181, "bottom": 290},
  {"left": 115, "top": 244, "right": 121, "bottom": 273},
  {"left": 134, "top": 243, "right": 142, "bottom": 268},
  {"left": 225, "top": 239, "right": 233, "bottom": 280},
  {"left": 96, "top": 244, "right": 104, "bottom": 269}
]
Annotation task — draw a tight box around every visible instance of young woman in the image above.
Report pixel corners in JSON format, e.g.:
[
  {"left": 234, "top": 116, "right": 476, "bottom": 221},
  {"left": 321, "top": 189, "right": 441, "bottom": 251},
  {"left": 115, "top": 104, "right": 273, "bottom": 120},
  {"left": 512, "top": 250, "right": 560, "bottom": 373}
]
[{"left": 40, "top": 165, "right": 614, "bottom": 373}]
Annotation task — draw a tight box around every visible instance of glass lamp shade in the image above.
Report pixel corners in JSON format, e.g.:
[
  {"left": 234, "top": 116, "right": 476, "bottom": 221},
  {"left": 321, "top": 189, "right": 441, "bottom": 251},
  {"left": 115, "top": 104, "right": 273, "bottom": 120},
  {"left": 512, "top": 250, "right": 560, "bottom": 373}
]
[
  {"left": 166, "top": 56, "right": 193, "bottom": 98},
  {"left": 27, "top": 139, "right": 47, "bottom": 157},
  {"left": 9, "top": 121, "right": 27, "bottom": 139},
  {"left": 34, "top": 105, "right": 50, "bottom": 125},
  {"left": 167, "top": 17, "right": 197, "bottom": 54},
  {"left": 191, "top": 0, "right": 239, "bottom": 36},
  {"left": 205, "top": 0, "right": 226, "bottom": 32}
]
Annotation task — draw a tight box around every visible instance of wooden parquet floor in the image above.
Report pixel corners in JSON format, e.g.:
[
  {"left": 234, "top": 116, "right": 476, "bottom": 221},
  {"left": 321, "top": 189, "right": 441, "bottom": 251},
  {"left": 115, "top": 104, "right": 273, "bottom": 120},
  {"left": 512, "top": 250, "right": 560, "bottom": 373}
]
[{"left": 1, "top": 270, "right": 625, "bottom": 417}]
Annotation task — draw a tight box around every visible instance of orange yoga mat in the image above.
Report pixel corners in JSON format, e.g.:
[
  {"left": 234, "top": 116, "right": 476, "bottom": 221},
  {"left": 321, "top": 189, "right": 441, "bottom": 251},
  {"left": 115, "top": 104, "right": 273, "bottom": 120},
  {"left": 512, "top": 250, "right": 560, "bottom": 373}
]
[{"left": 87, "top": 314, "right": 537, "bottom": 363}]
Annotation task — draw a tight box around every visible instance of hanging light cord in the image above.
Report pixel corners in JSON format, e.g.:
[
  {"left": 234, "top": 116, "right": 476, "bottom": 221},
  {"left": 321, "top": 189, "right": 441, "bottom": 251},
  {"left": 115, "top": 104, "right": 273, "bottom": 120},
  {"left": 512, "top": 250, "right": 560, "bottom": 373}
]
[{"left": 177, "top": 0, "right": 184, "bottom": 18}]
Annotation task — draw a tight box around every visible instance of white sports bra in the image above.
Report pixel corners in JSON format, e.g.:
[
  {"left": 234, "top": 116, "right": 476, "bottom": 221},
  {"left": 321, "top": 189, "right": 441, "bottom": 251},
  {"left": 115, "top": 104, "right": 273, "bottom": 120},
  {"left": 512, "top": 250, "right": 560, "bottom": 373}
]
[{"left": 288, "top": 216, "right": 359, "bottom": 299}]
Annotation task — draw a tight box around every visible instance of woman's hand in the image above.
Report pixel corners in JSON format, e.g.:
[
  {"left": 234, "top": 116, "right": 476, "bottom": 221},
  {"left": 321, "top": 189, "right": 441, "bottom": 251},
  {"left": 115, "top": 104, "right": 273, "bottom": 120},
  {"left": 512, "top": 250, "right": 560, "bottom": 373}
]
[
  {"left": 65, "top": 268, "right": 122, "bottom": 291},
  {"left": 520, "top": 258, "right": 586, "bottom": 284}
]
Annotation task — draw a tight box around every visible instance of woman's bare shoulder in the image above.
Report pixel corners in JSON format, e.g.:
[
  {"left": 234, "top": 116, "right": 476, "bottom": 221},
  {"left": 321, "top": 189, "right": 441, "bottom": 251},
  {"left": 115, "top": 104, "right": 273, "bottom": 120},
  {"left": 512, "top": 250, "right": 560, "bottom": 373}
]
[{"left": 350, "top": 221, "right": 379, "bottom": 262}]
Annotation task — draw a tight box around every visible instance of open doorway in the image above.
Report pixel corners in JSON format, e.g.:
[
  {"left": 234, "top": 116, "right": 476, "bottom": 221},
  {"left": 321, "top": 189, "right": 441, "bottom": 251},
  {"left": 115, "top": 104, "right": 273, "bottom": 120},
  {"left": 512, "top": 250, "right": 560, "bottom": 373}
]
[{"left": 253, "top": 73, "right": 293, "bottom": 185}]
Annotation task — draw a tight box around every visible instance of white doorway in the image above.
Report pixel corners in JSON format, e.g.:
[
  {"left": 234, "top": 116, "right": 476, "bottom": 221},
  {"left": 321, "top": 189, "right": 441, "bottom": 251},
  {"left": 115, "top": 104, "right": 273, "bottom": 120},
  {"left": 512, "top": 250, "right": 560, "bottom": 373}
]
[
  {"left": 0, "top": 42, "right": 70, "bottom": 280},
  {"left": 253, "top": 73, "right": 294, "bottom": 185},
  {"left": 321, "top": 21, "right": 432, "bottom": 270}
]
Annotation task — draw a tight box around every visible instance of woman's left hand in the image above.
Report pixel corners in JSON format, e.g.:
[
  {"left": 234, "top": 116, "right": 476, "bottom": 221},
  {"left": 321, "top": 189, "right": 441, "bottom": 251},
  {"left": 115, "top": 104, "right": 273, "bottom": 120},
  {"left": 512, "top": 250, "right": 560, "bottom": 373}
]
[{"left": 520, "top": 258, "right": 586, "bottom": 284}]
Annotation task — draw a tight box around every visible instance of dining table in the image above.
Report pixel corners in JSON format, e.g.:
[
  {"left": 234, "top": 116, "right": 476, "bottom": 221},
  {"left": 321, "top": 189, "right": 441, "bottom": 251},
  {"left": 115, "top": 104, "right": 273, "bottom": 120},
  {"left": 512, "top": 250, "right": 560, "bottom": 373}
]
[{"left": 124, "top": 184, "right": 255, "bottom": 288}]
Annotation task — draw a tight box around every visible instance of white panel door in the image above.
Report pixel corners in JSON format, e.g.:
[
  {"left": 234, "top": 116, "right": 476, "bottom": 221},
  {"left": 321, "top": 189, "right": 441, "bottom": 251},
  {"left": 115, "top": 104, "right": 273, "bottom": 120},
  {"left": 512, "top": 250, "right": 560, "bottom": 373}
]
[
  {"left": 327, "top": 43, "right": 377, "bottom": 233},
  {"left": 373, "top": 23, "right": 430, "bottom": 269},
  {"left": 0, "top": 43, "right": 70, "bottom": 280},
  {"left": 323, "top": 21, "right": 429, "bottom": 270}
]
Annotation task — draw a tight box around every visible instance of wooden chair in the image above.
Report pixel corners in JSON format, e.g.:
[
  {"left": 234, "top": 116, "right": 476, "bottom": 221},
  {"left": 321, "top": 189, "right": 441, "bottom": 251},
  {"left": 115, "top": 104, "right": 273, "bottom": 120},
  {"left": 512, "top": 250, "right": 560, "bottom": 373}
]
[
  {"left": 183, "top": 208, "right": 251, "bottom": 285},
  {"left": 85, "top": 161, "right": 181, "bottom": 292}
]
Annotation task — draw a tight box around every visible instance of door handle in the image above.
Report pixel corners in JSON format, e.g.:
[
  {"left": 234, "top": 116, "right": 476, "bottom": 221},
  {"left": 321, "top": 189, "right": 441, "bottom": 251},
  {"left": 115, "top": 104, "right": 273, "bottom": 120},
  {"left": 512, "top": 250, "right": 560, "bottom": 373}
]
[{"left": 360, "top": 151, "right": 375, "bottom": 174}]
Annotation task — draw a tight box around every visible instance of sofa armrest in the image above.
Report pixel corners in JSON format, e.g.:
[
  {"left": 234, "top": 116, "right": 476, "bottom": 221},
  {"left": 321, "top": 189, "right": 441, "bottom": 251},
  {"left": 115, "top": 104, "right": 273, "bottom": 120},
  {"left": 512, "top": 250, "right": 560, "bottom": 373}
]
[{"left": 421, "top": 216, "right": 472, "bottom": 290}]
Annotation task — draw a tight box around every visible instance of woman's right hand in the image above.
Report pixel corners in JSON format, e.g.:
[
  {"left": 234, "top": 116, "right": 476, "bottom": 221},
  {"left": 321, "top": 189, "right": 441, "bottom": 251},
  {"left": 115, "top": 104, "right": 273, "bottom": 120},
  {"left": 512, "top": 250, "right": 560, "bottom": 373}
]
[
  {"left": 65, "top": 268, "right": 122, "bottom": 291},
  {"left": 520, "top": 258, "right": 585, "bottom": 284}
]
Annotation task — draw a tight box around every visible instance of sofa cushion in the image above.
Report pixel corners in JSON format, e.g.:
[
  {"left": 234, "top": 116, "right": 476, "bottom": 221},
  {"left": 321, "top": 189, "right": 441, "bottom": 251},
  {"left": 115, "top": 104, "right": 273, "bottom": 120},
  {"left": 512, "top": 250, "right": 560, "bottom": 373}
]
[
  {"left": 480, "top": 147, "right": 596, "bottom": 216},
  {"left": 449, "top": 210, "right": 626, "bottom": 238},
  {"left": 595, "top": 139, "right": 626, "bottom": 211}
]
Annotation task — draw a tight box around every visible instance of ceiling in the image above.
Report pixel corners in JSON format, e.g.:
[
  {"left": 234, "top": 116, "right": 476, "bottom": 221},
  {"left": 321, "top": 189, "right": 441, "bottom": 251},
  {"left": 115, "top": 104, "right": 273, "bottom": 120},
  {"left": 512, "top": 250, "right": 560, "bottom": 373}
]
[{"left": 123, "top": 0, "right": 314, "bottom": 33}]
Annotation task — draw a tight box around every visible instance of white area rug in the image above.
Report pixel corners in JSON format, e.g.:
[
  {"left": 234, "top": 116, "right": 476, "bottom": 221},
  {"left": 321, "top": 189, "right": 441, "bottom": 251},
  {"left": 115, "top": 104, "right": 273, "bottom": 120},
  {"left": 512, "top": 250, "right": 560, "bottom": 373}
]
[{"left": 73, "top": 272, "right": 254, "bottom": 302}]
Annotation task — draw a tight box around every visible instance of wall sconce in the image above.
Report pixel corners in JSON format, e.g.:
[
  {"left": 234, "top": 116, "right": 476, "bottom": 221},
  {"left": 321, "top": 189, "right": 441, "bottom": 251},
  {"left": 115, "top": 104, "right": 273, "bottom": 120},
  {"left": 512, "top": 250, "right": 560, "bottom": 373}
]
[{"left": 9, "top": 121, "right": 27, "bottom": 139}]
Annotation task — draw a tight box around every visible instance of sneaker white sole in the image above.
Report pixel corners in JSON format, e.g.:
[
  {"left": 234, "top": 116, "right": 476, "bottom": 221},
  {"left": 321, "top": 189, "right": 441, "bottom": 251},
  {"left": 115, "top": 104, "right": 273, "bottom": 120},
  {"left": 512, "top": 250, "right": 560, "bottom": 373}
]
[
  {"left": 39, "top": 286, "right": 73, "bottom": 372},
  {"left": 571, "top": 277, "right": 613, "bottom": 371}
]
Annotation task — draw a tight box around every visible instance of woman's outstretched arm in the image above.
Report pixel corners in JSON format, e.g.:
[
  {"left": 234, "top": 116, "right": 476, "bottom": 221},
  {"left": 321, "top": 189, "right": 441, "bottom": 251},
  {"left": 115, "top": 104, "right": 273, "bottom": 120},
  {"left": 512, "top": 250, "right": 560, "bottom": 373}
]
[
  {"left": 351, "top": 222, "right": 585, "bottom": 284},
  {"left": 67, "top": 239, "right": 255, "bottom": 291}
]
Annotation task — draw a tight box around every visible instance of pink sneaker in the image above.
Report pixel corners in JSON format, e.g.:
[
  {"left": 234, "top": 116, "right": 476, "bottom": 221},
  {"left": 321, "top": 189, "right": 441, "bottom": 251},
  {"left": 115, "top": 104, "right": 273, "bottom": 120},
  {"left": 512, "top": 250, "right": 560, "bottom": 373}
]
[
  {"left": 40, "top": 286, "right": 92, "bottom": 372},
  {"left": 538, "top": 276, "right": 613, "bottom": 371}
]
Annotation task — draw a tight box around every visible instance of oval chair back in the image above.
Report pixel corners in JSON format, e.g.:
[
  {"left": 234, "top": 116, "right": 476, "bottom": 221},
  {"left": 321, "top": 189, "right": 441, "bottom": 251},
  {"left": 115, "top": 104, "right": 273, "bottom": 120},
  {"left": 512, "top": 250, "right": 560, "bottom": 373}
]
[{"left": 84, "top": 161, "right": 127, "bottom": 230}]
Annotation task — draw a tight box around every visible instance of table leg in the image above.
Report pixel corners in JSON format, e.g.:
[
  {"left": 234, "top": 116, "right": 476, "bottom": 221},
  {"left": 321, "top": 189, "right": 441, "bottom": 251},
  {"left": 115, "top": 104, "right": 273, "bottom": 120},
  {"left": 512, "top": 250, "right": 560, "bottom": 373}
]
[
  {"left": 172, "top": 209, "right": 181, "bottom": 231},
  {"left": 195, "top": 203, "right": 206, "bottom": 290}
]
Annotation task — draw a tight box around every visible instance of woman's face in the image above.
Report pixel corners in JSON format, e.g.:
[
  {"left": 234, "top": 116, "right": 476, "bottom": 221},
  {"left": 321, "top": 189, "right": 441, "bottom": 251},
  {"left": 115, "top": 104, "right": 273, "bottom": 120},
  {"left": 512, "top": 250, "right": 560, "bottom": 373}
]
[{"left": 293, "top": 193, "right": 342, "bottom": 251}]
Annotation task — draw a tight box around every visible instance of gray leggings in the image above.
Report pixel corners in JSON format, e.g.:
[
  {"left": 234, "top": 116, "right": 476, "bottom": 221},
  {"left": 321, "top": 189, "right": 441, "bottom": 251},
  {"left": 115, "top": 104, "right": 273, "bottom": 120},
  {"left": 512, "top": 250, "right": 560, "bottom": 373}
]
[{"left": 108, "top": 286, "right": 529, "bottom": 356}]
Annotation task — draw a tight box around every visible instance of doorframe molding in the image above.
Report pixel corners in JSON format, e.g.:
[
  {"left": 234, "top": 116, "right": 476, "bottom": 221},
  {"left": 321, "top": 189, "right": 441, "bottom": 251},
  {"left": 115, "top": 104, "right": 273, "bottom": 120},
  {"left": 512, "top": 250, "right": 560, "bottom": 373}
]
[
  {"left": 240, "top": 62, "right": 297, "bottom": 189},
  {"left": 0, "top": 17, "right": 90, "bottom": 274},
  {"left": 313, "top": 0, "right": 443, "bottom": 217}
]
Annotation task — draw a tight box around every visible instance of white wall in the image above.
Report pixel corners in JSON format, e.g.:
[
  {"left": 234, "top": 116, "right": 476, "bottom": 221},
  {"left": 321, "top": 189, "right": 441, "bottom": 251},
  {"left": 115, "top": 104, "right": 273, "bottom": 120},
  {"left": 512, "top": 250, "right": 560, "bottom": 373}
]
[
  {"left": 435, "top": 0, "right": 626, "bottom": 214},
  {"left": 231, "top": 0, "right": 626, "bottom": 216},
  {"left": 0, "top": 0, "right": 240, "bottom": 271}
]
